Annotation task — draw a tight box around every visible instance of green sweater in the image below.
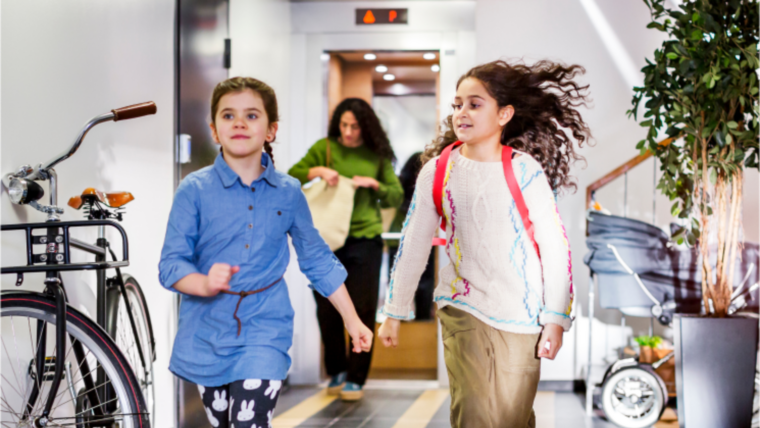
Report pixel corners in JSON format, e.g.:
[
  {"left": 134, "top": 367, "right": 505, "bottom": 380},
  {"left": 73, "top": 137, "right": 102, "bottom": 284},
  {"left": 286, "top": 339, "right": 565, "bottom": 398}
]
[{"left": 288, "top": 138, "right": 403, "bottom": 239}]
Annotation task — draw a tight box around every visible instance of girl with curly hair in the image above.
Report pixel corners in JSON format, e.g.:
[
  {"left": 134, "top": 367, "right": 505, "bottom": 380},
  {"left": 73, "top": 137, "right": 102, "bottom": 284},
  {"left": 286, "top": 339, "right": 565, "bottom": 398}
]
[
  {"left": 377, "top": 60, "right": 591, "bottom": 427},
  {"left": 288, "top": 98, "right": 403, "bottom": 401}
]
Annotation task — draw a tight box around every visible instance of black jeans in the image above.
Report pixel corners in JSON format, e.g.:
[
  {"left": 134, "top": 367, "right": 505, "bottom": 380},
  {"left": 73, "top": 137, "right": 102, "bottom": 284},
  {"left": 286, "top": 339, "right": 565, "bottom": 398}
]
[{"left": 314, "top": 236, "right": 383, "bottom": 386}]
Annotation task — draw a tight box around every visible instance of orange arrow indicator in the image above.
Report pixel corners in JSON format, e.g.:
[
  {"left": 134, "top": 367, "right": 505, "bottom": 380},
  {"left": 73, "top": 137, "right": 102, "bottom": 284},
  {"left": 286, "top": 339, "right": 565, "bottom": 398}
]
[
  {"left": 363, "top": 10, "right": 376, "bottom": 24},
  {"left": 389, "top": 10, "right": 397, "bottom": 22}
]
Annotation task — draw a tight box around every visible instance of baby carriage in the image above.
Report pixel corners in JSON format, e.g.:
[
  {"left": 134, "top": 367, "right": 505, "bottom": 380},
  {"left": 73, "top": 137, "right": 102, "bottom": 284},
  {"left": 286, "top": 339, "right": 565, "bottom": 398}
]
[{"left": 584, "top": 211, "right": 759, "bottom": 428}]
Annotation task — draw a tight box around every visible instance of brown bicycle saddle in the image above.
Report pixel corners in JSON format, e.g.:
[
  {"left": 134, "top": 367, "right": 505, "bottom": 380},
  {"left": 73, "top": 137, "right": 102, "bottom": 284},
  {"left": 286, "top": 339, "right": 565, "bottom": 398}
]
[{"left": 68, "top": 188, "right": 135, "bottom": 210}]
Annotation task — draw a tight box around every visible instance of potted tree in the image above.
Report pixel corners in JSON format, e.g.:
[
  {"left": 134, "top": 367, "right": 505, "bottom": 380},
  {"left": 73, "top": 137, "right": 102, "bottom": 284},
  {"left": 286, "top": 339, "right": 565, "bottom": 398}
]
[{"left": 629, "top": 0, "right": 758, "bottom": 426}]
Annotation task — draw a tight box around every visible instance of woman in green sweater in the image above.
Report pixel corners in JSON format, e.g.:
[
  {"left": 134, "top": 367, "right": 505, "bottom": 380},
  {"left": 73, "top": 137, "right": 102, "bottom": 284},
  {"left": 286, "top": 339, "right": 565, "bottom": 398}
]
[{"left": 288, "top": 98, "right": 403, "bottom": 401}]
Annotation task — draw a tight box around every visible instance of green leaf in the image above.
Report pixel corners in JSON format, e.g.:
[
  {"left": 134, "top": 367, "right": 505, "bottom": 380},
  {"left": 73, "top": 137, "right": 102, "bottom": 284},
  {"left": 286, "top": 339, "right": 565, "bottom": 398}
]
[
  {"left": 727, "top": 121, "right": 738, "bottom": 129},
  {"left": 666, "top": 52, "right": 679, "bottom": 60},
  {"left": 691, "top": 12, "right": 700, "bottom": 22},
  {"left": 709, "top": 168, "right": 717, "bottom": 185},
  {"left": 691, "top": 29, "right": 702, "bottom": 40}
]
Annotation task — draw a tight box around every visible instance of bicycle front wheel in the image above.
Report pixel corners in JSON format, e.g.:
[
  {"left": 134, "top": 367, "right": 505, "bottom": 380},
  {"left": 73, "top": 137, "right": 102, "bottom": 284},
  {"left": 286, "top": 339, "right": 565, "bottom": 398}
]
[
  {"left": 106, "top": 275, "right": 155, "bottom": 426},
  {"left": 1, "top": 292, "right": 150, "bottom": 428}
]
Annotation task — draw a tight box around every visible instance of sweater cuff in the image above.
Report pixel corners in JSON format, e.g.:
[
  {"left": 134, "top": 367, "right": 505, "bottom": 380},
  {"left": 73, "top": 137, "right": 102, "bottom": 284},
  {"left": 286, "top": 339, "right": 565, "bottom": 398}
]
[
  {"left": 376, "top": 182, "right": 389, "bottom": 199},
  {"left": 381, "top": 302, "right": 416, "bottom": 321},
  {"left": 539, "top": 310, "right": 573, "bottom": 332}
]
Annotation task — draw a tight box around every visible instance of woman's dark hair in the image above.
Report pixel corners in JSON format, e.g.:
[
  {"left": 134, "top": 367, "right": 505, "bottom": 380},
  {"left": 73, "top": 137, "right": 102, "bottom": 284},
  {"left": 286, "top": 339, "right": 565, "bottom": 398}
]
[
  {"left": 211, "top": 76, "right": 279, "bottom": 166},
  {"left": 328, "top": 98, "right": 396, "bottom": 162},
  {"left": 398, "top": 152, "right": 423, "bottom": 213},
  {"left": 423, "top": 60, "right": 592, "bottom": 193}
]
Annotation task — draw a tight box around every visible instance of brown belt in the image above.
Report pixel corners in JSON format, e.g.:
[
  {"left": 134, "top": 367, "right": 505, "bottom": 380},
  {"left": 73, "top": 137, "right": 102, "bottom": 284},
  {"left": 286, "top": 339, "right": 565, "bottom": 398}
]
[{"left": 219, "top": 276, "right": 283, "bottom": 337}]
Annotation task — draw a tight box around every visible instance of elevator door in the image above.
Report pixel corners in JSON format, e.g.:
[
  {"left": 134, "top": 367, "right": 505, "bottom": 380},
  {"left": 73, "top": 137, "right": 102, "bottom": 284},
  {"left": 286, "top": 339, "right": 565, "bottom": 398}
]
[{"left": 176, "top": 0, "right": 228, "bottom": 425}]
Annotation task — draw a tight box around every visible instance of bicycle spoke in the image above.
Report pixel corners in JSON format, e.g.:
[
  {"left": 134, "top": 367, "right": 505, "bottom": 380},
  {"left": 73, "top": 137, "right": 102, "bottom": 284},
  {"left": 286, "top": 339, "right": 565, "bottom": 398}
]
[
  {"left": 49, "top": 377, "right": 114, "bottom": 414},
  {"left": 1, "top": 334, "right": 25, "bottom": 411},
  {"left": 0, "top": 392, "right": 21, "bottom": 424},
  {"left": 1, "top": 374, "right": 26, "bottom": 399},
  {"left": 8, "top": 318, "right": 25, "bottom": 399}
]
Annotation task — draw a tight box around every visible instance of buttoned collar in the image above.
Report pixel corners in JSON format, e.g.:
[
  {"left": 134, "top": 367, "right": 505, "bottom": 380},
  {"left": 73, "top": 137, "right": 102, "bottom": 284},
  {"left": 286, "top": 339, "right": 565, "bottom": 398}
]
[{"left": 214, "top": 152, "right": 279, "bottom": 189}]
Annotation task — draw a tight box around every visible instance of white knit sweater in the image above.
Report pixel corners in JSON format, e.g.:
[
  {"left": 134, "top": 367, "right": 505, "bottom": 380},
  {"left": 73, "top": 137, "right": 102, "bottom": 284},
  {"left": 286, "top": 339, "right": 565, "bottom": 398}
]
[{"left": 383, "top": 148, "right": 574, "bottom": 334}]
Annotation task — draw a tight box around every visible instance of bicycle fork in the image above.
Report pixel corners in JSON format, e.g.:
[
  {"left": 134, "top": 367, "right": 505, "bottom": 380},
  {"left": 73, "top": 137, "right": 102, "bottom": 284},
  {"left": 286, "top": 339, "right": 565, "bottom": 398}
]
[{"left": 22, "top": 275, "right": 66, "bottom": 426}]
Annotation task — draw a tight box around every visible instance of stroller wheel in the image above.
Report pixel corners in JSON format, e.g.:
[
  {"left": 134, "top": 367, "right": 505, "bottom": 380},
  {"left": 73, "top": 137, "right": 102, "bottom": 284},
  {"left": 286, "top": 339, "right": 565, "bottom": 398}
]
[{"left": 601, "top": 366, "right": 667, "bottom": 428}]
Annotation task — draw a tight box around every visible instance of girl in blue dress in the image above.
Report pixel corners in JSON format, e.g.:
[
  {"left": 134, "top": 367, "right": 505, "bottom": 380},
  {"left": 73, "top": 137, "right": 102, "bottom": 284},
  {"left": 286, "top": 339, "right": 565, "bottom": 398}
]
[{"left": 159, "top": 77, "right": 373, "bottom": 428}]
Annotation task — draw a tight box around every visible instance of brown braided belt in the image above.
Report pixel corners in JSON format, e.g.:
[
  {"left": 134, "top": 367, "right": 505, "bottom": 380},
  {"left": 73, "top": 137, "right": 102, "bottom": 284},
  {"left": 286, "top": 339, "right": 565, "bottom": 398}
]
[{"left": 219, "top": 276, "right": 284, "bottom": 336}]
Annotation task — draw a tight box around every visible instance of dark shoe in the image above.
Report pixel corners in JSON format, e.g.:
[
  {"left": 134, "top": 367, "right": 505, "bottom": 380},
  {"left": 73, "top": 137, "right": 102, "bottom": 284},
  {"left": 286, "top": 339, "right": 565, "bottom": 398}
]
[
  {"left": 339, "top": 382, "right": 363, "bottom": 401},
  {"left": 327, "top": 372, "right": 347, "bottom": 396}
]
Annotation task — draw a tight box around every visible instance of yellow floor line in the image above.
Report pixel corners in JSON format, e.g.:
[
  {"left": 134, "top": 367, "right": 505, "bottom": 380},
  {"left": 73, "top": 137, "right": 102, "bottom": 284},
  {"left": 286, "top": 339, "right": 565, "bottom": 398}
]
[
  {"left": 272, "top": 389, "right": 337, "bottom": 428},
  {"left": 390, "top": 388, "right": 450, "bottom": 428}
]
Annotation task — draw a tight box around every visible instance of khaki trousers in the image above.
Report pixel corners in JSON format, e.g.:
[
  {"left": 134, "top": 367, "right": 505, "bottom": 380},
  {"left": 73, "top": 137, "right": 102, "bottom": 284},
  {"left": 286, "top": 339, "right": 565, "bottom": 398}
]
[{"left": 439, "top": 306, "right": 541, "bottom": 428}]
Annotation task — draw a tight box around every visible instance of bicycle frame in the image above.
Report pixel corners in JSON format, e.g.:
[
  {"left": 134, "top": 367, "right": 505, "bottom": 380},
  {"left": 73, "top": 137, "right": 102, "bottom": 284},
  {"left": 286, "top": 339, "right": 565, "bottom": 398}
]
[
  {"left": 1, "top": 220, "right": 132, "bottom": 424},
  {"left": 1, "top": 101, "right": 155, "bottom": 426}
]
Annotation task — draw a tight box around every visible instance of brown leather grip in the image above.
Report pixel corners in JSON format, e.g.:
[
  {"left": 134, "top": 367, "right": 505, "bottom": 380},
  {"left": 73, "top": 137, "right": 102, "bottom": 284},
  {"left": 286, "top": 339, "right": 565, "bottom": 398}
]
[{"left": 112, "top": 102, "right": 157, "bottom": 121}]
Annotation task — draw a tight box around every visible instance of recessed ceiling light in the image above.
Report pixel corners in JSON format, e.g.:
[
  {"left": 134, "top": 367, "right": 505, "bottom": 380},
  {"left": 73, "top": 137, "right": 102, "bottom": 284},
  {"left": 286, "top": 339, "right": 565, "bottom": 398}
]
[
  {"left": 383, "top": 74, "right": 396, "bottom": 81},
  {"left": 364, "top": 53, "right": 377, "bottom": 60},
  {"left": 320, "top": 53, "right": 330, "bottom": 61},
  {"left": 431, "top": 64, "right": 440, "bottom": 72},
  {"left": 423, "top": 52, "right": 436, "bottom": 60},
  {"left": 375, "top": 65, "right": 388, "bottom": 73}
]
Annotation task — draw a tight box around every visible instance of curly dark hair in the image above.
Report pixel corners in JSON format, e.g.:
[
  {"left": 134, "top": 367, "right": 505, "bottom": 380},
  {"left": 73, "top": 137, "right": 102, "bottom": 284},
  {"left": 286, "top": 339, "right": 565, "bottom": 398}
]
[
  {"left": 423, "top": 60, "right": 592, "bottom": 193},
  {"left": 329, "top": 98, "right": 396, "bottom": 162}
]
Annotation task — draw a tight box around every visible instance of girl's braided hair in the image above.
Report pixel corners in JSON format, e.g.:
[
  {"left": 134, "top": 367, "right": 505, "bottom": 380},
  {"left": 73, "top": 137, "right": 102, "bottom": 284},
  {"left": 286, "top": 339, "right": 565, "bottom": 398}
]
[{"left": 211, "top": 76, "right": 279, "bottom": 166}]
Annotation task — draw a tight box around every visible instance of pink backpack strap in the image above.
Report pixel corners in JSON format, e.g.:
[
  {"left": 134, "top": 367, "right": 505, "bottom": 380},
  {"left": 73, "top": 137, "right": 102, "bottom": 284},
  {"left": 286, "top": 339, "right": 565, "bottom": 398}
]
[
  {"left": 502, "top": 146, "right": 541, "bottom": 261},
  {"left": 432, "top": 141, "right": 463, "bottom": 246}
]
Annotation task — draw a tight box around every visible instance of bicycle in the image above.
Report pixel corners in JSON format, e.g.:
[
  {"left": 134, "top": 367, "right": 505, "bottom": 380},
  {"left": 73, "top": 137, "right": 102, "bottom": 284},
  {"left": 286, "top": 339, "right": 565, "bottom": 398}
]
[{"left": 1, "top": 102, "right": 157, "bottom": 428}]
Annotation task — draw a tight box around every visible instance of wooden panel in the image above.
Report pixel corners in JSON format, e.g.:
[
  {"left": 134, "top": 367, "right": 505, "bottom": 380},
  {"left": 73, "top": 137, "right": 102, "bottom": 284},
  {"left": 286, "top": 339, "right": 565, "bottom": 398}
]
[
  {"left": 370, "top": 320, "right": 438, "bottom": 370},
  {"left": 327, "top": 55, "right": 343, "bottom": 122},
  {"left": 342, "top": 63, "right": 373, "bottom": 105}
]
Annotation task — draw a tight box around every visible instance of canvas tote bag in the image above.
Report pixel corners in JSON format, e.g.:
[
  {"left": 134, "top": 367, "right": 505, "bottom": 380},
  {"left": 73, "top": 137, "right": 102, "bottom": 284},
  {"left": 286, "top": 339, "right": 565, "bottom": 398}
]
[{"left": 302, "top": 140, "right": 356, "bottom": 251}]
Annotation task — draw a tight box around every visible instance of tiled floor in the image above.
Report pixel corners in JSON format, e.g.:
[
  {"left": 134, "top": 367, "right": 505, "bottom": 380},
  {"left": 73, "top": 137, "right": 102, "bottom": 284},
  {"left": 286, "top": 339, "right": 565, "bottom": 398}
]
[{"left": 269, "top": 382, "right": 679, "bottom": 428}]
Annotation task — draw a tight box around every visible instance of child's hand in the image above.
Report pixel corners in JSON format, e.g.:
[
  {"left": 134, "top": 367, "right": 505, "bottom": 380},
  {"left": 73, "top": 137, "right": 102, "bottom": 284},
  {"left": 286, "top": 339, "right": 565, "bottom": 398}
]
[
  {"left": 378, "top": 318, "right": 400, "bottom": 348},
  {"left": 346, "top": 320, "right": 373, "bottom": 353},
  {"left": 352, "top": 176, "right": 379, "bottom": 191},
  {"left": 204, "top": 263, "right": 239, "bottom": 296},
  {"left": 537, "top": 324, "right": 564, "bottom": 360}
]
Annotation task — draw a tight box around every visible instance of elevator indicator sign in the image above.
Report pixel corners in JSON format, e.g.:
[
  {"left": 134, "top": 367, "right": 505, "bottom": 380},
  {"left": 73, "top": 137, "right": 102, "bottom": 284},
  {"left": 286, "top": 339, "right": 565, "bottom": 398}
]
[{"left": 356, "top": 8, "right": 408, "bottom": 25}]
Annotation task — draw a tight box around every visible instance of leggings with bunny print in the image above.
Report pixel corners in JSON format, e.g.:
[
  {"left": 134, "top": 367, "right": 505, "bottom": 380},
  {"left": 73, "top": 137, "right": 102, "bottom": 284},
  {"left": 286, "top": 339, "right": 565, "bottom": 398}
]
[{"left": 198, "top": 379, "right": 282, "bottom": 428}]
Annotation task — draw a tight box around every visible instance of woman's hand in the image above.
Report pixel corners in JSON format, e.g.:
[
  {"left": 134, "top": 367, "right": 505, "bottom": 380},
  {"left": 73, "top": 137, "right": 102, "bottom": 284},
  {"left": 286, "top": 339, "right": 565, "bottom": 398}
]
[
  {"left": 307, "top": 166, "right": 339, "bottom": 186},
  {"left": 346, "top": 319, "right": 374, "bottom": 353},
  {"left": 378, "top": 318, "right": 400, "bottom": 348},
  {"left": 537, "top": 323, "right": 564, "bottom": 360},
  {"left": 352, "top": 176, "right": 379, "bottom": 190}
]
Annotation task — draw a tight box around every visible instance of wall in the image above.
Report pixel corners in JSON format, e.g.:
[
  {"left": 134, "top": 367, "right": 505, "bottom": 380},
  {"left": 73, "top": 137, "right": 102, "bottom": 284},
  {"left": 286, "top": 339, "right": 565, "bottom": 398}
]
[{"left": 1, "top": 0, "right": 176, "bottom": 426}]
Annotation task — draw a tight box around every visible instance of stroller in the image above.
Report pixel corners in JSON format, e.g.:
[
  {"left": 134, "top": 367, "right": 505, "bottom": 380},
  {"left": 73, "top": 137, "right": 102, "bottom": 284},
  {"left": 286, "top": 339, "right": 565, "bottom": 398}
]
[{"left": 584, "top": 211, "right": 759, "bottom": 428}]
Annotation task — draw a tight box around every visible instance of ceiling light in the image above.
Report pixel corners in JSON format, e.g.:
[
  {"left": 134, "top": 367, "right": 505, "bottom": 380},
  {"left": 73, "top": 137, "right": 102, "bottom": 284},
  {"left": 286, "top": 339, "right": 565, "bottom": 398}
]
[
  {"left": 431, "top": 64, "right": 440, "bottom": 72},
  {"left": 423, "top": 52, "right": 436, "bottom": 60},
  {"left": 320, "top": 53, "right": 330, "bottom": 61},
  {"left": 375, "top": 65, "right": 388, "bottom": 73},
  {"left": 383, "top": 74, "right": 396, "bottom": 81},
  {"left": 364, "top": 53, "right": 377, "bottom": 60}
]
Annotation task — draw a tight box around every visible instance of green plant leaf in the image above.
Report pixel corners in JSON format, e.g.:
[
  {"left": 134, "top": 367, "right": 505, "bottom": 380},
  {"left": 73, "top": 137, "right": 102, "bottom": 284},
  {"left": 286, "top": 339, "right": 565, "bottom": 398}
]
[
  {"left": 691, "top": 29, "right": 702, "bottom": 40},
  {"left": 709, "top": 168, "right": 717, "bottom": 184},
  {"left": 666, "top": 52, "right": 679, "bottom": 60},
  {"left": 727, "top": 121, "right": 738, "bottom": 129}
]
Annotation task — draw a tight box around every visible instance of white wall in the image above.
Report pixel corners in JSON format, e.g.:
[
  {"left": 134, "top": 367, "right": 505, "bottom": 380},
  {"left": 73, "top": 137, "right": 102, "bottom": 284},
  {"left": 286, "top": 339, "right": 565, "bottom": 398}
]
[{"left": 1, "top": 1, "right": 176, "bottom": 426}]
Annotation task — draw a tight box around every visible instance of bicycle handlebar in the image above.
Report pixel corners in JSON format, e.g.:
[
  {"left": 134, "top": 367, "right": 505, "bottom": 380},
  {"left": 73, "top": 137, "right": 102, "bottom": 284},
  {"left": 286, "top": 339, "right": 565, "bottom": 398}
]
[
  {"left": 112, "top": 101, "right": 157, "bottom": 122},
  {"left": 28, "top": 101, "right": 157, "bottom": 178}
]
